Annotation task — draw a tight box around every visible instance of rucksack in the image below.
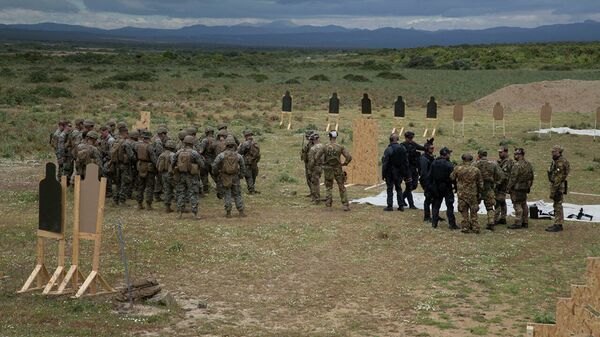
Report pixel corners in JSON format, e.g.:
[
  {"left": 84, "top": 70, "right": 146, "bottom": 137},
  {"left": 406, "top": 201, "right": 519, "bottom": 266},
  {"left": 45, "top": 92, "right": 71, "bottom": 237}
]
[
  {"left": 222, "top": 151, "right": 239, "bottom": 175},
  {"left": 110, "top": 138, "right": 128, "bottom": 164},
  {"left": 137, "top": 142, "right": 149, "bottom": 161},
  {"left": 177, "top": 149, "right": 192, "bottom": 173},
  {"left": 76, "top": 144, "right": 92, "bottom": 166},
  {"left": 325, "top": 144, "right": 341, "bottom": 166},
  {"left": 157, "top": 151, "right": 170, "bottom": 173},
  {"left": 248, "top": 141, "right": 260, "bottom": 160}
]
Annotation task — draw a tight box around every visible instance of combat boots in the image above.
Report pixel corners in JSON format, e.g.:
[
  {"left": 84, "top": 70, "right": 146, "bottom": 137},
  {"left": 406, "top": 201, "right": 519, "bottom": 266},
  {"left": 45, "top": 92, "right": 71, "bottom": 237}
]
[
  {"left": 239, "top": 210, "right": 247, "bottom": 217},
  {"left": 226, "top": 210, "right": 232, "bottom": 218},
  {"left": 342, "top": 205, "right": 350, "bottom": 212},
  {"left": 485, "top": 223, "right": 494, "bottom": 231},
  {"left": 137, "top": 202, "right": 145, "bottom": 210},
  {"left": 495, "top": 219, "right": 507, "bottom": 225},
  {"left": 507, "top": 223, "right": 522, "bottom": 229},
  {"left": 146, "top": 202, "right": 153, "bottom": 210},
  {"left": 383, "top": 206, "right": 394, "bottom": 212},
  {"left": 545, "top": 224, "right": 563, "bottom": 232},
  {"left": 165, "top": 204, "right": 173, "bottom": 213},
  {"left": 177, "top": 212, "right": 183, "bottom": 219}
]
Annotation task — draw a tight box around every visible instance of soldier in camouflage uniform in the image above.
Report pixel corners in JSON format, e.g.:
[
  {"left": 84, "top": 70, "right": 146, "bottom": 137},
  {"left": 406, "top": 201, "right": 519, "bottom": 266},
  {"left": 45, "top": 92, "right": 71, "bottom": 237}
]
[
  {"left": 58, "top": 121, "right": 76, "bottom": 186},
  {"left": 494, "top": 146, "right": 514, "bottom": 225},
  {"left": 451, "top": 153, "right": 484, "bottom": 234},
  {"left": 134, "top": 131, "right": 159, "bottom": 210},
  {"left": 546, "top": 145, "right": 570, "bottom": 232},
  {"left": 212, "top": 130, "right": 229, "bottom": 199},
  {"left": 82, "top": 119, "right": 95, "bottom": 138},
  {"left": 238, "top": 130, "right": 261, "bottom": 194},
  {"left": 50, "top": 120, "right": 65, "bottom": 180},
  {"left": 112, "top": 127, "right": 136, "bottom": 206},
  {"left": 212, "top": 136, "right": 246, "bottom": 218},
  {"left": 176, "top": 130, "right": 187, "bottom": 151},
  {"left": 198, "top": 127, "right": 217, "bottom": 193},
  {"left": 172, "top": 135, "right": 204, "bottom": 219},
  {"left": 507, "top": 148, "right": 534, "bottom": 229},
  {"left": 107, "top": 119, "right": 117, "bottom": 137},
  {"left": 307, "top": 133, "right": 324, "bottom": 204},
  {"left": 75, "top": 131, "right": 102, "bottom": 180},
  {"left": 99, "top": 126, "right": 115, "bottom": 197},
  {"left": 474, "top": 149, "right": 503, "bottom": 230},
  {"left": 157, "top": 140, "right": 176, "bottom": 213},
  {"left": 153, "top": 126, "right": 168, "bottom": 202},
  {"left": 217, "top": 123, "right": 240, "bottom": 146},
  {"left": 301, "top": 130, "right": 315, "bottom": 197},
  {"left": 314, "top": 131, "right": 352, "bottom": 211},
  {"left": 128, "top": 129, "right": 140, "bottom": 200}
]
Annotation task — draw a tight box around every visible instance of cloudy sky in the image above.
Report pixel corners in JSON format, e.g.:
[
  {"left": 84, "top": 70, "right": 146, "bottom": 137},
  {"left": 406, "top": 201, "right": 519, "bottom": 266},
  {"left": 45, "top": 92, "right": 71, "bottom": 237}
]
[{"left": 1, "top": 0, "right": 599, "bottom": 30}]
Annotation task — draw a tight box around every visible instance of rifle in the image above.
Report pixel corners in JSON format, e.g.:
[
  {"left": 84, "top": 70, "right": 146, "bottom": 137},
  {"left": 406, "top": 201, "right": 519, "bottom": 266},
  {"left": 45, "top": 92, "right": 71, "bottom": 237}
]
[{"left": 567, "top": 208, "right": 593, "bottom": 221}]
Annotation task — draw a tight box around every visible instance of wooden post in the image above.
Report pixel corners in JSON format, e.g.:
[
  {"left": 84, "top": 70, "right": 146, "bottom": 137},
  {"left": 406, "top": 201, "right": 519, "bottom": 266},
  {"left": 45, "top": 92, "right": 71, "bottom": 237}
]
[
  {"left": 326, "top": 114, "right": 340, "bottom": 132},
  {"left": 391, "top": 117, "right": 404, "bottom": 135},
  {"left": 594, "top": 107, "right": 600, "bottom": 141}
]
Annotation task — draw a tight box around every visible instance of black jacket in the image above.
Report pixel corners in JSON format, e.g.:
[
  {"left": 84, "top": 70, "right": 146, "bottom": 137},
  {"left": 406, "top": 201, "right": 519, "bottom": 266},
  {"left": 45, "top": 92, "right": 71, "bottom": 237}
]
[
  {"left": 419, "top": 153, "right": 435, "bottom": 188},
  {"left": 402, "top": 140, "right": 426, "bottom": 168},
  {"left": 382, "top": 142, "right": 409, "bottom": 179},
  {"left": 429, "top": 157, "right": 454, "bottom": 196}
]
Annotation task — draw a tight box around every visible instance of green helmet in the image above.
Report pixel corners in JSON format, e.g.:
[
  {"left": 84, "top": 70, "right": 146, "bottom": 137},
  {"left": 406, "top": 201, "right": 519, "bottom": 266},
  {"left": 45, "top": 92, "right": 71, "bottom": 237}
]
[
  {"left": 225, "top": 135, "right": 236, "bottom": 147},
  {"left": 205, "top": 126, "right": 214, "bottom": 134},
  {"left": 156, "top": 126, "right": 168, "bottom": 134},
  {"left": 165, "top": 140, "right": 176, "bottom": 150},
  {"left": 86, "top": 131, "right": 99, "bottom": 140},
  {"left": 217, "top": 129, "right": 228, "bottom": 138},
  {"left": 243, "top": 130, "right": 253, "bottom": 137},
  {"left": 186, "top": 127, "right": 197, "bottom": 135},
  {"left": 183, "top": 135, "right": 195, "bottom": 145},
  {"left": 83, "top": 119, "right": 95, "bottom": 127},
  {"left": 178, "top": 130, "right": 187, "bottom": 140},
  {"left": 142, "top": 130, "right": 153, "bottom": 139},
  {"left": 217, "top": 123, "right": 227, "bottom": 130},
  {"left": 130, "top": 130, "right": 140, "bottom": 139}
]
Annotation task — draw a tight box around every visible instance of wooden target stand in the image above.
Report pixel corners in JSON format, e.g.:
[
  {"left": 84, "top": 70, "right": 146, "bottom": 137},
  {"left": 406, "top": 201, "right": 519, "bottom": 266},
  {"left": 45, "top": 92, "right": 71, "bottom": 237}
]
[
  {"left": 539, "top": 102, "right": 553, "bottom": 138},
  {"left": 594, "top": 107, "right": 600, "bottom": 141},
  {"left": 492, "top": 102, "right": 506, "bottom": 137},
  {"left": 55, "top": 164, "right": 115, "bottom": 298},
  {"left": 392, "top": 96, "right": 406, "bottom": 135},
  {"left": 345, "top": 117, "right": 379, "bottom": 187},
  {"left": 18, "top": 163, "right": 67, "bottom": 294},
  {"left": 132, "top": 111, "right": 151, "bottom": 131},
  {"left": 280, "top": 91, "right": 293, "bottom": 130},
  {"left": 326, "top": 93, "right": 341, "bottom": 132},
  {"left": 452, "top": 104, "right": 465, "bottom": 136}
]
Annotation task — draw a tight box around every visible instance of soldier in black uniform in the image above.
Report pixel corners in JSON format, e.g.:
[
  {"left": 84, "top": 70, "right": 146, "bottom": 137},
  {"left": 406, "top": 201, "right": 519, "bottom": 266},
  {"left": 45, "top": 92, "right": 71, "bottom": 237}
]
[
  {"left": 401, "top": 131, "right": 433, "bottom": 209},
  {"left": 381, "top": 133, "right": 411, "bottom": 211},
  {"left": 419, "top": 143, "right": 435, "bottom": 222},
  {"left": 429, "top": 147, "right": 458, "bottom": 229}
]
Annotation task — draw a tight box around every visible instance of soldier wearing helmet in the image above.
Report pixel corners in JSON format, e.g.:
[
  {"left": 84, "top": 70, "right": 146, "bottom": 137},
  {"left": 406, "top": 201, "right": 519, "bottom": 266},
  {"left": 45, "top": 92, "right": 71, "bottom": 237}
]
[
  {"left": 314, "top": 130, "right": 352, "bottom": 211},
  {"left": 172, "top": 135, "right": 205, "bottom": 219},
  {"left": 157, "top": 139, "right": 177, "bottom": 213},
  {"left": 217, "top": 123, "right": 240, "bottom": 146},
  {"left": 135, "top": 131, "right": 159, "bottom": 210},
  {"left": 238, "top": 130, "right": 261, "bottom": 194},
  {"left": 401, "top": 130, "right": 431, "bottom": 210},
  {"left": 307, "top": 133, "right": 324, "bottom": 203},
  {"left": 494, "top": 145, "right": 514, "bottom": 226},
  {"left": 546, "top": 145, "right": 570, "bottom": 232},
  {"left": 212, "top": 135, "right": 246, "bottom": 218},
  {"left": 152, "top": 126, "right": 169, "bottom": 203},
  {"left": 507, "top": 148, "right": 534, "bottom": 229},
  {"left": 301, "top": 129, "right": 315, "bottom": 197},
  {"left": 198, "top": 126, "right": 217, "bottom": 194},
  {"left": 74, "top": 130, "right": 102, "bottom": 180}
]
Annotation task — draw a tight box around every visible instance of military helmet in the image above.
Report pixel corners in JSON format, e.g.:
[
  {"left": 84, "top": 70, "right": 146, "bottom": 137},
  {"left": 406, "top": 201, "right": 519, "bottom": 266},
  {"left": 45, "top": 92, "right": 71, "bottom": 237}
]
[
  {"left": 117, "top": 121, "right": 127, "bottom": 130},
  {"left": 186, "top": 127, "right": 197, "bottom": 135},
  {"left": 165, "top": 140, "right": 176, "bottom": 150},
  {"left": 404, "top": 131, "right": 415, "bottom": 138},
  {"left": 217, "top": 129, "right": 228, "bottom": 138},
  {"left": 461, "top": 153, "right": 473, "bottom": 162},
  {"left": 310, "top": 133, "right": 320, "bottom": 140},
  {"left": 156, "top": 126, "right": 168, "bottom": 134},
  {"left": 217, "top": 123, "right": 227, "bottom": 130},
  {"left": 142, "top": 130, "right": 153, "bottom": 139},
  {"left": 243, "top": 130, "right": 253, "bottom": 137},
  {"left": 118, "top": 126, "right": 128, "bottom": 133},
  {"left": 205, "top": 126, "right": 214, "bottom": 134},
  {"left": 74, "top": 118, "right": 84, "bottom": 125},
  {"left": 552, "top": 145, "right": 564, "bottom": 153},
  {"left": 86, "top": 131, "right": 99, "bottom": 140},
  {"left": 183, "top": 135, "right": 195, "bottom": 145},
  {"left": 130, "top": 130, "right": 140, "bottom": 139},
  {"left": 178, "top": 130, "right": 187, "bottom": 140},
  {"left": 225, "top": 135, "right": 236, "bottom": 147},
  {"left": 439, "top": 147, "right": 452, "bottom": 156},
  {"left": 83, "top": 119, "right": 95, "bottom": 127},
  {"left": 305, "top": 130, "right": 314, "bottom": 137},
  {"left": 107, "top": 119, "right": 116, "bottom": 127},
  {"left": 477, "top": 149, "right": 488, "bottom": 157},
  {"left": 514, "top": 148, "right": 525, "bottom": 155}
]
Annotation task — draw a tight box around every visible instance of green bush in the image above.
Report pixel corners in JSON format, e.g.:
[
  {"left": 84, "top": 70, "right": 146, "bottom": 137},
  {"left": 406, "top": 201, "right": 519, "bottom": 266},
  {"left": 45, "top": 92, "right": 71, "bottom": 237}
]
[
  {"left": 360, "top": 60, "right": 391, "bottom": 71},
  {"left": 406, "top": 56, "right": 435, "bottom": 68},
  {"left": 309, "top": 74, "right": 330, "bottom": 81},
  {"left": 376, "top": 71, "right": 406, "bottom": 80},
  {"left": 27, "top": 70, "right": 50, "bottom": 83},
  {"left": 30, "top": 86, "right": 73, "bottom": 98},
  {"left": 278, "top": 172, "right": 298, "bottom": 183},
  {"left": 107, "top": 71, "right": 157, "bottom": 82},
  {"left": 247, "top": 73, "right": 268, "bottom": 82},
  {"left": 0, "top": 88, "right": 40, "bottom": 105},
  {"left": 343, "top": 74, "right": 370, "bottom": 82},
  {"left": 539, "top": 64, "right": 572, "bottom": 71},
  {"left": 91, "top": 81, "right": 130, "bottom": 90},
  {"left": 533, "top": 312, "right": 555, "bottom": 324},
  {"left": 0, "top": 67, "right": 15, "bottom": 77},
  {"left": 285, "top": 78, "right": 301, "bottom": 84}
]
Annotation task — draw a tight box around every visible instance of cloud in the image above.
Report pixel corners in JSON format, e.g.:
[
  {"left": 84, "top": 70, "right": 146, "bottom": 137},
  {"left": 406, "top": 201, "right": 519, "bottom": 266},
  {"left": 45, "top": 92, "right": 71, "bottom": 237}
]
[{"left": 0, "top": 0, "right": 78, "bottom": 13}]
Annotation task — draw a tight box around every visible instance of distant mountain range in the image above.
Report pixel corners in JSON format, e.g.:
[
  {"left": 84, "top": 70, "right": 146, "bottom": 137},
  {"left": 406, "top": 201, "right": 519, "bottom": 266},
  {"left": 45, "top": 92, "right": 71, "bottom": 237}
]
[{"left": 1, "top": 20, "right": 599, "bottom": 48}]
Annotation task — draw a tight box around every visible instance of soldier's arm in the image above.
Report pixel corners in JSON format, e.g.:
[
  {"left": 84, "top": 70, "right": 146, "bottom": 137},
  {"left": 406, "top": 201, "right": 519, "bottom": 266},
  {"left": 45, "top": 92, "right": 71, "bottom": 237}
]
[
  {"left": 477, "top": 171, "right": 484, "bottom": 192},
  {"left": 238, "top": 155, "right": 246, "bottom": 177},
  {"left": 449, "top": 169, "right": 456, "bottom": 182},
  {"left": 149, "top": 147, "right": 159, "bottom": 167},
  {"left": 194, "top": 151, "right": 206, "bottom": 169},
  {"left": 212, "top": 153, "right": 223, "bottom": 173},
  {"left": 381, "top": 147, "right": 390, "bottom": 178},
  {"left": 341, "top": 146, "right": 352, "bottom": 166},
  {"left": 238, "top": 142, "right": 248, "bottom": 155},
  {"left": 552, "top": 160, "right": 568, "bottom": 188}
]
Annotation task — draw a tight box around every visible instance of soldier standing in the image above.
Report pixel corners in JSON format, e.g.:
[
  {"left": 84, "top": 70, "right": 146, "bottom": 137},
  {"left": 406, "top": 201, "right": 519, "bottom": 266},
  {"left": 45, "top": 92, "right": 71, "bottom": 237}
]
[
  {"left": 157, "top": 140, "right": 177, "bottom": 213},
  {"left": 546, "top": 145, "right": 570, "bottom": 232},
  {"left": 212, "top": 130, "right": 229, "bottom": 199},
  {"left": 172, "top": 135, "right": 204, "bottom": 219},
  {"left": 238, "top": 130, "right": 261, "bottom": 194},
  {"left": 176, "top": 130, "right": 187, "bottom": 151},
  {"left": 401, "top": 131, "right": 428, "bottom": 209},
  {"left": 494, "top": 146, "right": 514, "bottom": 225},
  {"left": 301, "top": 130, "right": 315, "bottom": 197},
  {"left": 128, "top": 129, "right": 140, "bottom": 200},
  {"left": 429, "top": 147, "right": 458, "bottom": 229},
  {"left": 474, "top": 149, "right": 503, "bottom": 230},
  {"left": 153, "top": 126, "right": 169, "bottom": 202},
  {"left": 451, "top": 154, "right": 484, "bottom": 233},
  {"left": 50, "top": 120, "right": 65, "bottom": 179},
  {"left": 381, "top": 133, "right": 410, "bottom": 212},
  {"left": 212, "top": 136, "right": 246, "bottom": 218},
  {"left": 307, "top": 133, "right": 324, "bottom": 204},
  {"left": 111, "top": 127, "right": 136, "bottom": 206},
  {"left": 75, "top": 131, "right": 102, "bottom": 180},
  {"left": 419, "top": 143, "right": 435, "bottom": 221},
  {"left": 58, "top": 121, "right": 76, "bottom": 185},
  {"left": 507, "top": 148, "right": 534, "bottom": 229},
  {"left": 315, "top": 131, "right": 352, "bottom": 211},
  {"left": 99, "top": 126, "right": 115, "bottom": 197},
  {"left": 198, "top": 127, "right": 217, "bottom": 193},
  {"left": 217, "top": 123, "right": 240, "bottom": 146},
  {"left": 135, "top": 131, "right": 158, "bottom": 210}
]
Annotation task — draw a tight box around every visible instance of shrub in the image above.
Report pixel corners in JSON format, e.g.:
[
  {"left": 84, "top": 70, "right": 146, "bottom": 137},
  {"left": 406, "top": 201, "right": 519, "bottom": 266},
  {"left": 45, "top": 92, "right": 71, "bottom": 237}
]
[
  {"left": 0, "top": 67, "right": 15, "bottom": 77},
  {"left": 406, "top": 56, "right": 435, "bottom": 68},
  {"left": 361, "top": 60, "right": 391, "bottom": 71},
  {"left": 539, "top": 64, "right": 572, "bottom": 71},
  {"left": 285, "top": 78, "right": 301, "bottom": 84},
  {"left": 107, "top": 71, "right": 157, "bottom": 82},
  {"left": 376, "top": 71, "right": 406, "bottom": 80},
  {"left": 91, "top": 81, "right": 130, "bottom": 90},
  {"left": 247, "top": 73, "right": 268, "bottom": 82},
  {"left": 27, "top": 70, "right": 50, "bottom": 83},
  {"left": 0, "top": 88, "right": 40, "bottom": 105},
  {"left": 278, "top": 172, "right": 298, "bottom": 183},
  {"left": 309, "top": 74, "right": 330, "bottom": 81},
  {"left": 30, "top": 86, "right": 73, "bottom": 98},
  {"left": 343, "top": 74, "right": 370, "bottom": 82}
]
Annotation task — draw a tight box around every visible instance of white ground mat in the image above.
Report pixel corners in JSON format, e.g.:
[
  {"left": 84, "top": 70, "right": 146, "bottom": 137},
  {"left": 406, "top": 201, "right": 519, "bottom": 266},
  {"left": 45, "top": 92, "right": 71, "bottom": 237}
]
[
  {"left": 533, "top": 127, "right": 600, "bottom": 137},
  {"left": 351, "top": 191, "right": 599, "bottom": 223}
]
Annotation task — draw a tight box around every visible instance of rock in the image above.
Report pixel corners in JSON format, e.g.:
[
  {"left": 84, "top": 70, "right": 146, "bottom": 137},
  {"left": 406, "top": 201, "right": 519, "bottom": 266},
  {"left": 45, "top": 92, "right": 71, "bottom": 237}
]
[
  {"left": 197, "top": 301, "right": 207, "bottom": 309},
  {"left": 147, "top": 290, "right": 178, "bottom": 308}
]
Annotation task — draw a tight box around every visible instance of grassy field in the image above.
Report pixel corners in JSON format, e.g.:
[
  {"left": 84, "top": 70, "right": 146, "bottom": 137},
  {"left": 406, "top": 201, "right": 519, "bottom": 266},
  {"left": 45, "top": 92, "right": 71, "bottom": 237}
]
[{"left": 1, "top": 45, "right": 600, "bottom": 337}]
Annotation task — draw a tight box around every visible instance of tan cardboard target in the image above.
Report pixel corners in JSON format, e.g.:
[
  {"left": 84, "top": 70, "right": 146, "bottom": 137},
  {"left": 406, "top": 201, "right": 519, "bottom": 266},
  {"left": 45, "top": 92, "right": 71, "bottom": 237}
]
[
  {"left": 540, "top": 102, "right": 552, "bottom": 124},
  {"left": 133, "top": 111, "right": 151, "bottom": 131},
  {"left": 452, "top": 104, "right": 464, "bottom": 136},
  {"left": 79, "top": 164, "right": 101, "bottom": 234},
  {"left": 345, "top": 118, "right": 379, "bottom": 186},
  {"left": 492, "top": 102, "right": 506, "bottom": 136}
]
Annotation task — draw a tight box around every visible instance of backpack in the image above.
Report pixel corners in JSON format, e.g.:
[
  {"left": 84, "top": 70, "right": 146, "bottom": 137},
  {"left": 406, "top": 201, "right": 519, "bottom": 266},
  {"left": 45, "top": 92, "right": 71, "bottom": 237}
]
[
  {"left": 248, "top": 141, "right": 260, "bottom": 160},
  {"left": 215, "top": 140, "right": 227, "bottom": 155},
  {"left": 324, "top": 144, "right": 341, "bottom": 166},
  {"left": 222, "top": 151, "right": 239, "bottom": 175},
  {"left": 157, "top": 151, "right": 170, "bottom": 173},
  {"left": 137, "top": 142, "right": 149, "bottom": 161},
  {"left": 177, "top": 149, "right": 192, "bottom": 173},
  {"left": 76, "top": 144, "right": 92, "bottom": 166},
  {"left": 110, "top": 138, "right": 128, "bottom": 164}
]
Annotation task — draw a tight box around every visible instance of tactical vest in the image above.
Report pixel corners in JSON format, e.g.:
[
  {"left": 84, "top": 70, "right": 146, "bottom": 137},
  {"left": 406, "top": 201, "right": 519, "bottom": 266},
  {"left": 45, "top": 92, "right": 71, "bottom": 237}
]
[
  {"left": 475, "top": 160, "right": 494, "bottom": 183},
  {"left": 157, "top": 151, "right": 171, "bottom": 173},
  {"left": 177, "top": 149, "right": 192, "bottom": 173},
  {"left": 222, "top": 151, "right": 240, "bottom": 175},
  {"left": 324, "top": 144, "right": 342, "bottom": 167},
  {"left": 137, "top": 142, "right": 150, "bottom": 162}
]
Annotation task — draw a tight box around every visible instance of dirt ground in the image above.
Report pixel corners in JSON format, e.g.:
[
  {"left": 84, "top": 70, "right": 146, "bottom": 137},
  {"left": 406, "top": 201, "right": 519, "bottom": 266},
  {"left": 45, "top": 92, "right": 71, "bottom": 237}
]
[{"left": 475, "top": 79, "right": 600, "bottom": 113}]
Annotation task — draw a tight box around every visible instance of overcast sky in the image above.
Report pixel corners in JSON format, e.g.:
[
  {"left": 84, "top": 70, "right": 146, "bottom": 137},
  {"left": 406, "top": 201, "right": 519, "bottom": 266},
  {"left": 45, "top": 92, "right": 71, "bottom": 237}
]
[{"left": 0, "top": 0, "right": 599, "bottom": 30}]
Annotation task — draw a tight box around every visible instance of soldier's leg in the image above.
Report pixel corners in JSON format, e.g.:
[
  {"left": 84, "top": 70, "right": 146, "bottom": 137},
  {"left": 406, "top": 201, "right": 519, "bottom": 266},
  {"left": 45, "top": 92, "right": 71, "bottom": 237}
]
[
  {"left": 175, "top": 176, "right": 186, "bottom": 212},
  {"left": 310, "top": 169, "right": 320, "bottom": 203},
  {"left": 470, "top": 203, "right": 480, "bottom": 233},
  {"left": 494, "top": 193, "right": 506, "bottom": 223},
  {"left": 121, "top": 165, "right": 133, "bottom": 204},
  {"left": 224, "top": 186, "right": 233, "bottom": 215},
  {"left": 431, "top": 197, "right": 442, "bottom": 228},
  {"left": 393, "top": 172, "right": 403, "bottom": 209},
  {"left": 145, "top": 172, "right": 155, "bottom": 207},
  {"left": 245, "top": 166, "right": 255, "bottom": 193},
  {"left": 334, "top": 170, "right": 348, "bottom": 207},
  {"left": 233, "top": 182, "right": 244, "bottom": 212},
  {"left": 314, "top": 168, "right": 321, "bottom": 201},
  {"left": 423, "top": 191, "right": 432, "bottom": 220},
  {"left": 522, "top": 198, "right": 529, "bottom": 227},
  {"left": 136, "top": 172, "right": 146, "bottom": 206},
  {"left": 484, "top": 191, "right": 495, "bottom": 226},
  {"left": 445, "top": 194, "right": 457, "bottom": 228},
  {"left": 324, "top": 169, "right": 334, "bottom": 207},
  {"left": 216, "top": 176, "right": 224, "bottom": 199},
  {"left": 162, "top": 173, "right": 173, "bottom": 209},
  {"left": 304, "top": 163, "right": 312, "bottom": 195},
  {"left": 385, "top": 176, "right": 394, "bottom": 208},
  {"left": 154, "top": 174, "right": 163, "bottom": 201},
  {"left": 200, "top": 167, "right": 209, "bottom": 193},
  {"left": 113, "top": 167, "right": 121, "bottom": 204},
  {"left": 62, "top": 158, "right": 74, "bottom": 186},
  {"left": 190, "top": 175, "right": 200, "bottom": 215},
  {"left": 251, "top": 163, "right": 259, "bottom": 191},
  {"left": 511, "top": 194, "right": 523, "bottom": 227},
  {"left": 458, "top": 200, "right": 469, "bottom": 231},
  {"left": 553, "top": 193, "right": 564, "bottom": 225}
]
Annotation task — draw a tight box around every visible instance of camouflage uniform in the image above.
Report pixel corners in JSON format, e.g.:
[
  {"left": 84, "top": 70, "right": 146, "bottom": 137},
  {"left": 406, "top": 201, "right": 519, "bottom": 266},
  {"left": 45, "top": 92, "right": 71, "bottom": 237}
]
[
  {"left": 172, "top": 136, "right": 204, "bottom": 216},
  {"left": 547, "top": 147, "right": 570, "bottom": 229},
  {"left": 307, "top": 138, "right": 324, "bottom": 203},
  {"left": 134, "top": 133, "right": 159, "bottom": 209},
  {"left": 112, "top": 132, "right": 136, "bottom": 205},
  {"left": 51, "top": 125, "right": 63, "bottom": 179},
  {"left": 58, "top": 128, "right": 77, "bottom": 184},
  {"left": 315, "top": 134, "right": 352, "bottom": 210},
  {"left": 212, "top": 131, "right": 229, "bottom": 199},
  {"left": 74, "top": 133, "right": 102, "bottom": 180},
  {"left": 451, "top": 160, "right": 483, "bottom": 233},
  {"left": 494, "top": 156, "right": 514, "bottom": 224},
  {"left": 474, "top": 151, "right": 503, "bottom": 229},
  {"left": 508, "top": 153, "right": 534, "bottom": 228},
  {"left": 238, "top": 131, "right": 261, "bottom": 194},
  {"left": 153, "top": 128, "right": 168, "bottom": 201},
  {"left": 198, "top": 128, "right": 217, "bottom": 193},
  {"left": 301, "top": 131, "right": 314, "bottom": 196},
  {"left": 98, "top": 130, "right": 115, "bottom": 196},
  {"left": 212, "top": 138, "right": 246, "bottom": 217},
  {"left": 157, "top": 141, "right": 176, "bottom": 212}
]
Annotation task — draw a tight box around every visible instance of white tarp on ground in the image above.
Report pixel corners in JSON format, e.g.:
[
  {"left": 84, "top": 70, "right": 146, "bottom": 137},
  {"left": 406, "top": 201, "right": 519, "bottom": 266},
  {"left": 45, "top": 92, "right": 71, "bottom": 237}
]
[
  {"left": 533, "top": 127, "right": 600, "bottom": 137},
  {"left": 351, "top": 191, "right": 600, "bottom": 223}
]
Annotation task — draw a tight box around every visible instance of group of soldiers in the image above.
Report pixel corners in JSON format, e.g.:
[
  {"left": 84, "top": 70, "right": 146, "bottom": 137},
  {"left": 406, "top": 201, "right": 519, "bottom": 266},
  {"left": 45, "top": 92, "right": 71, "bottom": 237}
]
[
  {"left": 379, "top": 131, "right": 570, "bottom": 233},
  {"left": 50, "top": 118, "right": 261, "bottom": 219},
  {"left": 301, "top": 130, "right": 352, "bottom": 211}
]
